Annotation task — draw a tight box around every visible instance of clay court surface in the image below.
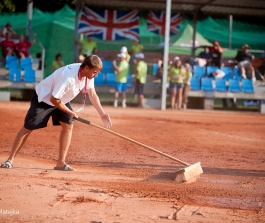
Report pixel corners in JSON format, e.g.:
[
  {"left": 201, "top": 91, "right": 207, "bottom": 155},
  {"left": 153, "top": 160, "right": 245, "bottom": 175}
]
[{"left": 0, "top": 101, "right": 264, "bottom": 222}]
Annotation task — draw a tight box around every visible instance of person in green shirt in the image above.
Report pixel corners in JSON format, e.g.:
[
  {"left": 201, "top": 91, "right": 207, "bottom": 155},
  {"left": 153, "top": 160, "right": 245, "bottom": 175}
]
[
  {"left": 168, "top": 56, "right": 185, "bottom": 110},
  {"left": 131, "top": 39, "right": 143, "bottom": 58},
  {"left": 134, "top": 53, "right": 147, "bottom": 108},
  {"left": 112, "top": 53, "right": 129, "bottom": 108},
  {"left": 52, "top": 53, "right": 65, "bottom": 72},
  {"left": 182, "top": 63, "right": 193, "bottom": 109},
  {"left": 75, "top": 35, "right": 97, "bottom": 62}
]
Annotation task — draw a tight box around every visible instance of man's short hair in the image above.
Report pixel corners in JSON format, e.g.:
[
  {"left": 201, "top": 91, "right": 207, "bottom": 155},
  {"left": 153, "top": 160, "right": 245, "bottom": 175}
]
[{"left": 81, "top": 55, "right": 102, "bottom": 70}]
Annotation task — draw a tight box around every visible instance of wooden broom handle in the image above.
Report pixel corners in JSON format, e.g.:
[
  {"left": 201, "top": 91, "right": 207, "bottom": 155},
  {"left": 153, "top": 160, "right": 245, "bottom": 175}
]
[{"left": 74, "top": 117, "right": 189, "bottom": 166}]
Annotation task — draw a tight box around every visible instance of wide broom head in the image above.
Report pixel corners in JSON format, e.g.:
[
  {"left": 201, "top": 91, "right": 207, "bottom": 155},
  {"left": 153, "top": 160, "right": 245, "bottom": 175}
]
[{"left": 175, "top": 162, "right": 203, "bottom": 183}]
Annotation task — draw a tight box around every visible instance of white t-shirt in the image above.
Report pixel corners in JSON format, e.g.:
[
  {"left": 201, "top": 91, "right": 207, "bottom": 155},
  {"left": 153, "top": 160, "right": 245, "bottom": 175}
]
[{"left": 35, "top": 63, "right": 94, "bottom": 106}]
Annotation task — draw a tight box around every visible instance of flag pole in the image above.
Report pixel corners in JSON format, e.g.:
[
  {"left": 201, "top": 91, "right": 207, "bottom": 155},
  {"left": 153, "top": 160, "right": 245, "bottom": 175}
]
[{"left": 161, "top": 0, "right": 172, "bottom": 110}]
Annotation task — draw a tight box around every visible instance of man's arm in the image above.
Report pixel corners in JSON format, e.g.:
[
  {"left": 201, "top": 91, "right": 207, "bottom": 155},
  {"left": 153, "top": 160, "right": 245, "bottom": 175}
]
[
  {"left": 50, "top": 96, "right": 77, "bottom": 120},
  {"left": 88, "top": 88, "right": 112, "bottom": 128}
]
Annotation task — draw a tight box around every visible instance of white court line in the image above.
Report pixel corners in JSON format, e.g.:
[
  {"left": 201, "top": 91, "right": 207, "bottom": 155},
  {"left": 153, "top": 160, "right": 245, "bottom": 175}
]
[{"left": 198, "top": 128, "right": 262, "bottom": 142}]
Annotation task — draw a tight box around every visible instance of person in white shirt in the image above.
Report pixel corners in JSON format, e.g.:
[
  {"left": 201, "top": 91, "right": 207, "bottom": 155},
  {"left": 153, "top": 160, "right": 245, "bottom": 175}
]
[{"left": 0, "top": 55, "right": 112, "bottom": 171}]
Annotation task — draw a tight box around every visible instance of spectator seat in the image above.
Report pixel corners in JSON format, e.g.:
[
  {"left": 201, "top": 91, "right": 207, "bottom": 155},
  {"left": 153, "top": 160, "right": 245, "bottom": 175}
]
[
  {"left": 215, "top": 78, "right": 227, "bottom": 92},
  {"left": 242, "top": 79, "right": 254, "bottom": 93},
  {"left": 102, "top": 61, "right": 113, "bottom": 74},
  {"left": 20, "top": 57, "right": 32, "bottom": 70},
  {"left": 193, "top": 65, "right": 205, "bottom": 78},
  {"left": 190, "top": 77, "right": 200, "bottom": 91},
  {"left": 106, "top": 72, "right": 116, "bottom": 86},
  {"left": 228, "top": 79, "right": 241, "bottom": 92},
  {"left": 201, "top": 77, "right": 213, "bottom": 91},
  {"left": 206, "top": 66, "right": 218, "bottom": 76},
  {"left": 23, "top": 68, "right": 36, "bottom": 82},
  {"left": 94, "top": 72, "right": 105, "bottom": 86},
  {"left": 9, "top": 68, "right": 21, "bottom": 82},
  {"left": 6, "top": 56, "right": 18, "bottom": 69},
  {"left": 153, "top": 63, "right": 159, "bottom": 75}
]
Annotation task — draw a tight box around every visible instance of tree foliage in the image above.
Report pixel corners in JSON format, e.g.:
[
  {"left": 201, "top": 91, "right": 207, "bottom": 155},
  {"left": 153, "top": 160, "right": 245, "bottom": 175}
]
[{"left": 0, "top": 0, "right": 16, "bottom": 12}]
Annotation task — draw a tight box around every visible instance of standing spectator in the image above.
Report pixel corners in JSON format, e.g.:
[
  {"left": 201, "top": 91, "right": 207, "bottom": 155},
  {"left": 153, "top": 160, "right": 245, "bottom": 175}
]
[
  {"left": 235, "top": 44, "right": 255, "bottom": 81},
  {"left": 120, "top": 46, "right": 131, "bottom": 63},
  {"left": 0, "top": 33, "right": 15, "bottom": 58},
  {"left": 134, "top": 53, "right": 147, "bottom": 108},
  {"left": 182, "top": 63, "right": 192, "bottom": 110},
  {"left": 52, "top": 53, "right": 65, "bottom": 72},
  {"left": 112, "top": 53, "right": 129, "bottom": 108},
  {"left": 131, "top": 39, "right": 143, "bottom": 57},
  {"left": 0, "top": 23, "right": 16, "bottom": 42},
  {"left": 168, "top": 56, "right": 185, "bottom": 110},
  {"left": 15, "top": 34, "right": 36, "bottom": 59},
  {"left": 75, "top": 35, "right": 97, "bottom": 62}
]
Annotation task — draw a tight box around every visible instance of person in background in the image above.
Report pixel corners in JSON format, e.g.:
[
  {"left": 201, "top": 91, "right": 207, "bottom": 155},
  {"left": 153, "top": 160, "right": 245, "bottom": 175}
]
[
  {"left": 120, "top": 46, "right": 131, "bottom": 63},
  {"left": 256, "top": 51, "right": 265, "bottom": 81},
  {"left": 0, "top": 22, "right": 16, "bottom": 42},
  {"left": 75, "top": 35, "right": 97, "bottom": 62},
  {"left": 52, "top": 53, "right": 65, "bottom": 72},
  {"left": 0, "top": 33, "right": 15, "bottom": 58},
  {"left": 131, "top": 39, "right": 143, "bottom": 58},
  {"left": 134, "top": 53, "right": 147, "bottom": 108},
  {"left": 15, "top": 34, "right": 36, "bottom": 59},
  {"left": 36, "top": 52, "right": 44, "bottom": 70},
  {"left": 182, "top": 63, "right": 192, "bottom": 110},
  {"left": 197, "top": 47, "right": 211, "bottom": 66},
  {"left": 235, "top": 44, "right": 255, "bottom": 81},
  {"left": 112, "top": 53, "right": 129, "bottom": 108},
  {"left": 168, "top": 56, "right": 185, "bottom": 110}
]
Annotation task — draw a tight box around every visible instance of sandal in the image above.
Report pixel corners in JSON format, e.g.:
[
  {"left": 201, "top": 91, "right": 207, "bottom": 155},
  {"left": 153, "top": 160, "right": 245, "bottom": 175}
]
[
  {"left": 54, "top": 164, "right": 75, "bottom": 171},
  {"left": 0, "top": 161, "right": 13, "bottom": 169}
]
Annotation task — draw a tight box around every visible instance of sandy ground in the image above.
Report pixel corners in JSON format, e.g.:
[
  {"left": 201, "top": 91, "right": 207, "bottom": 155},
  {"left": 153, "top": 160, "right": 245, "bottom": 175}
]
[{"left": 0, "top": 101, "right": 265, "bottom": 222}]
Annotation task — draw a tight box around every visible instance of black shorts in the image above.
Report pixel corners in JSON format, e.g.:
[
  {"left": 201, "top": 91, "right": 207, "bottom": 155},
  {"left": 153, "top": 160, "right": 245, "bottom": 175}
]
[
  {"left": 134, "top": 80, "right": 145, "bottom": 95},
  {"left": 24, "top": 91, "right": 73, "bottom": 130}
]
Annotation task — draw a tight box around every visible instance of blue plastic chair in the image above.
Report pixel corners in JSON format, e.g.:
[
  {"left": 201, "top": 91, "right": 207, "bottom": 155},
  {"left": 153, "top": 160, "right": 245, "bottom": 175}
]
[
  {"left": 9, "top": 68, "right": 21, "bottom": 82},
  {"left": 201, "top": 78, "right": 213, "bottom": 91},
  {"left": 23, "top": 68, "right": 36, "bottom": 82},
  {"left": 102, "top": 61, "right": 113, "bottom": 74},
  {"left": 127, "top": 74, "right": 133, "bottom": 87},
  {"left": 94, "top": 72, "right": 105, "bottom": 86},
  {"left": 221, "top": 66, "right": 232, "bottom": 80},
  {"left": 228, "top": 79, "right": 241, "bottom": 92},
  {"left": 206, "top": 66, "right": 218, "bottom": 76},
  {"left": 242, "top": 79, "right": 254, "bottom": 93},
  {"left": 153, "top": 63, "right": 159, "bottom": 75},
  {"left": 20, "top": 57, "right": 32, "bottom": 70},
  {"left": 193, "top": 65, "right": 205, "bottom": 78},
  {"left": 215, "top": 78, "right": 227, "bottom": 92},
  {"left": 233, "top": 67, "right": 242, "bottom": 80},
  {"left": 106, "top": 72, "right": 116, "bottom": 86},
  {"left": 6, "top": 56, "right": 18, "bottom": 69},
  {"left": 190, "top": 77, "right": 200, "bottom": 91}
]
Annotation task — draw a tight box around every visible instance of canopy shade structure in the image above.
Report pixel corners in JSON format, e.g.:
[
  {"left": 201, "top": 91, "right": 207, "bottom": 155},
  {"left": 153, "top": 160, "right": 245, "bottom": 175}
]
[{"left": 73, "top": 0, "right": 265, "bottom": 17}]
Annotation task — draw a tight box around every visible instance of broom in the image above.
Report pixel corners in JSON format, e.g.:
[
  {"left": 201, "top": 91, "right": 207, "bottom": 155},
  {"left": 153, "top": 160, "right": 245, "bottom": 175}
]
[{"left": 74, "top": 117, "right": 203, "bottom": 183}]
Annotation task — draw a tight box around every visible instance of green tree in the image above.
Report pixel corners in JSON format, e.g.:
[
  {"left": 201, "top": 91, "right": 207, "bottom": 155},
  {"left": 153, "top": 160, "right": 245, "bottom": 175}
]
[{"left": 0, "top": 0, "right": 16, "bottom": 12}]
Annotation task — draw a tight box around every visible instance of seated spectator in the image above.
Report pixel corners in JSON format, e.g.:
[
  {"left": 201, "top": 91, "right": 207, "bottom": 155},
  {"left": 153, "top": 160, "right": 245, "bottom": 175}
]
[
  {"left": 15, "top": 34, "right": 36, "bottom": 59},
  {"left": 235, "top": 44, "right": 255, "bottom": 81},
  {"left": 52, "top": 53, "right": 65, "bottom": 72},
  {"left": 75, "top": 35, "right": 97, "bottom": 62},
  {"left": 131, "top": 39, "right": 143, "bottom": 58},
  {"left": 182, "top": 63, "right": 192, "bottom": 110},
  {"left": 168, "top": 56, "right": 185, "bottom": 110},
  {"left": 0, "top": 23, "right": 16, "bottom": 43},
  {"left": 196, "top": 41, "right": 223, "bottom": 68},
  {"left": 0, "top": 33, "right": 15, "bottom": 58},
  {"left": 197, "top": 47, "right": 211, "bottom": 66}
]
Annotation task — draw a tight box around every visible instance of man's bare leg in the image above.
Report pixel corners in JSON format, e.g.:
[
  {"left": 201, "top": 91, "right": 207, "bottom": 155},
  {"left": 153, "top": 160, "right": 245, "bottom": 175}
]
[
  {"left": 3, "top": 127, "right": 32, "bottom": 166},
  {"left": 56, "top": 122, "right": 73, "bottom": 168}
]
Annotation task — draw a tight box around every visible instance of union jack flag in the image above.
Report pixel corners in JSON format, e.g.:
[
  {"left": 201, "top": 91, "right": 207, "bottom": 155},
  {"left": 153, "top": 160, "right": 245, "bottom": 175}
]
[
  {"left": 78, "top": 7, "right": 140, "bottom": 41},
  {"left": 147, "top": 11, "right": 182, "bottom": 36}
]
